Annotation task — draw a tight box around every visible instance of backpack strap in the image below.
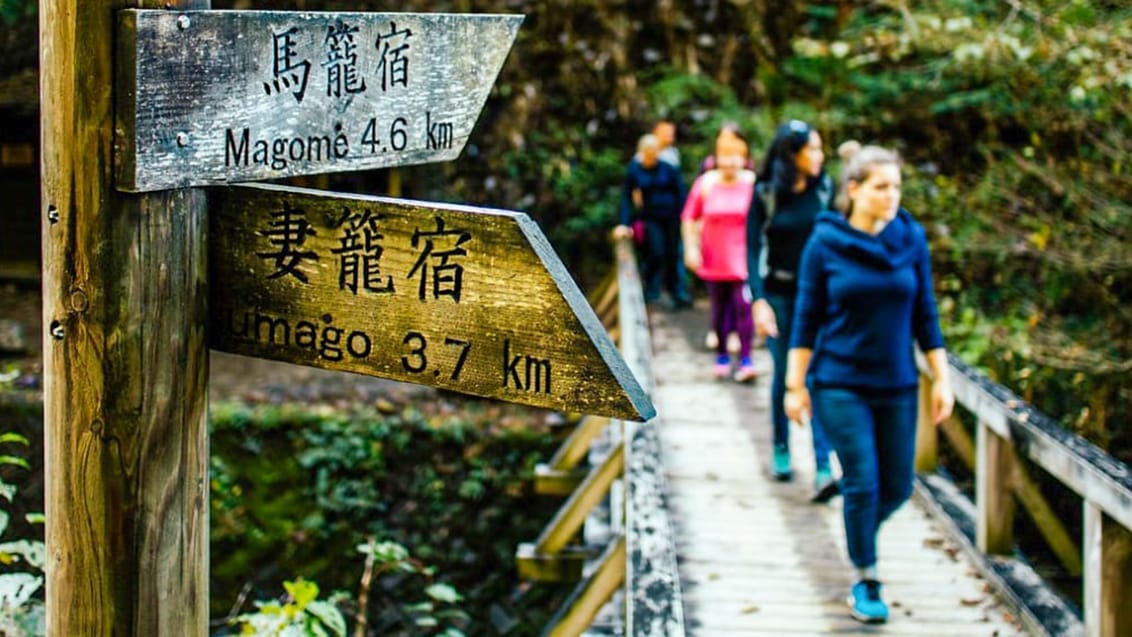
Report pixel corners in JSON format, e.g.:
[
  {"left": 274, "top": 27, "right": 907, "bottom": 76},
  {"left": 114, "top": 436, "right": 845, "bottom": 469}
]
[
  {"left": 757, "top": 181, "right": 777, "bottom": 233},
  {"left": 815, "top": 172, "right": 834, "bottom": 210}
]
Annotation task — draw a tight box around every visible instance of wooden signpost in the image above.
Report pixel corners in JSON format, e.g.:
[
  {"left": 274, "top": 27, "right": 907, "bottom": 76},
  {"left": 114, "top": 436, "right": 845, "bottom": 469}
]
[
  {"left": 210, "top": 184, "right": 651, "bottom": 420},
  {"left": 116, "top": 10, "right": 522, "bottom": 191},
  {"left": 43, "top": 3, "right": 652, "bottom": 635}
]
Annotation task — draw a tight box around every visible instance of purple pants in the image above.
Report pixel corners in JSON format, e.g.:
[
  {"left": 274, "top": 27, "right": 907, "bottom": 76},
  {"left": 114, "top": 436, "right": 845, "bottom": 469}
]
[{"left": 708, "top": 281, "right": 753, "bottom": 359}]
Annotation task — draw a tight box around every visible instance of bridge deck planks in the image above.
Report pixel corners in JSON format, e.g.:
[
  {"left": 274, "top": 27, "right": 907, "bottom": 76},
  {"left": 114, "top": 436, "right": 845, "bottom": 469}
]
[{"left": 647, "top": 306, "right": 1028, "bottom": 636}]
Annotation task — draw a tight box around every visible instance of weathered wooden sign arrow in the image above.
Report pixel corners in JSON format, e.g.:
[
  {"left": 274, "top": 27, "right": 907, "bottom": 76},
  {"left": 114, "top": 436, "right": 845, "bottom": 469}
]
[
  {"left": 209, "top": 184, "right": 655, "bottom": 421},
  {"left": 115, "top": 10, "right": 521, "bottom": 192}
]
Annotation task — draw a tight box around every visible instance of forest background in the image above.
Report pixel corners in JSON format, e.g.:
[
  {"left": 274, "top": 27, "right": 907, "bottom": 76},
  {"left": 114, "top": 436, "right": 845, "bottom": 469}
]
[
  {"left": 4, "top": 0, "right": 1127, "bottom": 457},
  {"left": 3, "top": 0, "right": 1127, "bottom": 456},
  {"left": 1, "top": 0, "right": 1129, "bottom": 632},
  {"left": 175, "top": 0, "right": 1130, "bottom": 462}
]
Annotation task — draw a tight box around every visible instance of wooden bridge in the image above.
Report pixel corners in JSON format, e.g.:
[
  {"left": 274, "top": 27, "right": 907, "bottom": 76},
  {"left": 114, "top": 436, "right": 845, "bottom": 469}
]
[{"left": 518, "top": 237, "right": 1132, "bottom": 636}]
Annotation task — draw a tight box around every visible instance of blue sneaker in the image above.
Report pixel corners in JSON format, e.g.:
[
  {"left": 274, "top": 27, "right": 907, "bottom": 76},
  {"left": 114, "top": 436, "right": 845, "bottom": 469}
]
[
  {"left": 771, "top": 444, "right": 792, "bottom": 481},
  {"left": 848, "top": 579, "right": 888, "bottom": 623},
  {"left": 812, "top": 467, "right": 840, "bottom": 503}
]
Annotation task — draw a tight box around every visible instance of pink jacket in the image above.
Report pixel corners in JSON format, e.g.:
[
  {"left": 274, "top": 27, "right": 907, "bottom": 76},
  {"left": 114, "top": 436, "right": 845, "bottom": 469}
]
[{"left": 681, "top": 170, "right": 756, "bottom": 282}]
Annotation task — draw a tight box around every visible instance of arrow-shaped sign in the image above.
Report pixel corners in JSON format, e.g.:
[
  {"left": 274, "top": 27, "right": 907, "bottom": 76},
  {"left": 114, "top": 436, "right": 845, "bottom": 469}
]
[
  {"left": 115, "top": 11, "right": 521, "bottom": 192},
  {"left": 208, "top": 184, "right": 655, "bottom": 422}
]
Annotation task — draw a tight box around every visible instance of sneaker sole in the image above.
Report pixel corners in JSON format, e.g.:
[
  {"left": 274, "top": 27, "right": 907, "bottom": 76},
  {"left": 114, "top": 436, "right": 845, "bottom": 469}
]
[
  {"left": 847, "top": 598, "right": 887, "bottom": 624},
  {"left": 772, "top": 471, "right": 793, "bottom": 482},
  {"left": 811, "top": 480, "right": 841, "bottom": 503}
]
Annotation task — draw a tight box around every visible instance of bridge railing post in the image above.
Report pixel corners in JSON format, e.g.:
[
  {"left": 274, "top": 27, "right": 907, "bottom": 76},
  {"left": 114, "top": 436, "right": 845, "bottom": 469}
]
[
  {"left": 975, "top": 418, "right": 1017, "bottom": 555},
  {"left": 914, "top": 370, "right": 938, "bottom": 472},
  {"left": 1084, "top": 502, "right": 1132, "bottom": 637}
]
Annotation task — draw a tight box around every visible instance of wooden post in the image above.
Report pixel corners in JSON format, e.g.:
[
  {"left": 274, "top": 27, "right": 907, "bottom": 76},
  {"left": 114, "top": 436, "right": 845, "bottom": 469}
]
[
  {"left": 1084, "top": 503, "right": 1132, "bottom": 637},
  {"left": 41, "top": 0, "right": 210, "bottom": 635},
  {"left": 940, "top": 418, "right": 1082, "bottom": 576},
  {"left": 914, "top": 372, "right": 937, "bottom": 472},
  {"left": 975, "top": 419, "right": 1016, "bottom": 555}
]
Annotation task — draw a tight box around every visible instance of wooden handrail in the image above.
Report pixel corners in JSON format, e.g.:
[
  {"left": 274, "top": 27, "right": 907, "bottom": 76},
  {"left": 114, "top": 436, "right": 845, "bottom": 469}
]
[
  {"left": 613, "top": 236, "right": 686, "bottom": 635},
  {"left": 527, "top": 236, "right": 686, "bottom": 635},
  {"left": 917, "top": 352, "right": 1132, "bottom": 637},
  {"left": 944, "top": 353, "right": 1132, "bottom": 529}
]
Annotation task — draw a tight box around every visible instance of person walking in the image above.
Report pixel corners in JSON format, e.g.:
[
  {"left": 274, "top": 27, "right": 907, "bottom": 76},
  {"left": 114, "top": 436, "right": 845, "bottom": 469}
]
[
  {"left": 746, "top": 120, "right": 838, "bottom": 497},
  {"left": 615, "top": 133, "right": 692, "bottom": 308},
  {"left": 698, "top": 121, "right": 757, "bottom": 352},
  {"left": 784, "top": 144, "right": 954, "bottom": 624},
  {"left": 653, "top": 118, "right": 681, "bottom": 169},
  {"left": 682, "top": 133, "right": 757, "bottom": 382}
]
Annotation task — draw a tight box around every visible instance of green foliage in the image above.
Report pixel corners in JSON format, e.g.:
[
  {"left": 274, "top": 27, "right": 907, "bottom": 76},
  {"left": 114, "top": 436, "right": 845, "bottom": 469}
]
[
  {"left": 765, "top": 1, "right": 1132, "bottom": 457},
  {"left": 0, "top": 413, "right": 44, "bottom": 637},
  {"left": 232, "top": 578, "right": 347, "bottom": 637},
  {"left": 356, "top": 539, "right": 469, "bottom": 634},
  {"left": 0, "top": 0, "right": 33, "bottom": 25},
  {"left": 209, "top": 400, "right": 569, "bottom": 635}
]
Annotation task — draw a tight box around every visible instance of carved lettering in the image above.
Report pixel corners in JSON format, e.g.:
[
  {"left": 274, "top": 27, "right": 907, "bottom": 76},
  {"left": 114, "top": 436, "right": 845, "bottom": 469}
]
[
  {"left": 223, "top": 124, "right": 349, "bottom": 170},
  {"left": 227, "top": 308, "right": 371, "bottom": 363},
  {"left": 225, "top": 127, "right": 250, "bottom": 167},
  {"left": 426, "top": 111, "right": 453, "bottom": 150},
  {"left": 502, "top": 339, "right": 551, "bottom": 394}
]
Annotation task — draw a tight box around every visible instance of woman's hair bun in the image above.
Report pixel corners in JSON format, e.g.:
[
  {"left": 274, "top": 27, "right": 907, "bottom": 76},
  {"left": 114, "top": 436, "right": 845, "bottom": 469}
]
[{"left": 837, "top": 139, "right": 862, "bottom": 162}]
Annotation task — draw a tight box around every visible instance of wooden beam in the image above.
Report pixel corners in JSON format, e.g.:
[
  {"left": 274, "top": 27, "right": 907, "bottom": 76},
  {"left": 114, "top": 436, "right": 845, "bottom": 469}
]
[
  {"left": 515, "top": 543, "right": 600, "bottom": 583},
  {"left": 542, "top": 537, "right": 626, "bottom": 637},
  {"left": 534, "top": 464, "right": 589, "bottom": 496},
  {"left": 914, "top": 372, "right": 938, "bottom": 472},
  {"left": 1084, "top": 503, "right": 1132, "bottom": 637},
  {"left": 535, "top": 443, "right": 624, "bottom": 555},
  {"left": 940, "top": 417, "right": 1083, "bottom": 576},
  {"left": 976, "top": 419, "right": 1015, "bottom": 555},
  {"left": 547, "top": 416, "right": 611, "bottom": 471},
  {"left": 586, "top": 267, "right": 616, "bottom": 309},
  {"left": 42, "top": 1, "right": 210, "bottom": 635}
]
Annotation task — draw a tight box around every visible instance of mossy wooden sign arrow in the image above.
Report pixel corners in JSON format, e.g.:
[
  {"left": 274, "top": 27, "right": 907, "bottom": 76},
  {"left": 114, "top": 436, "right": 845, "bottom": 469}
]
[
  {"left": 115, "top": 10, "right": 521, "bottom": 192},
  {"left": 209, "top": 184, "right": 655, "bottom": 421}
]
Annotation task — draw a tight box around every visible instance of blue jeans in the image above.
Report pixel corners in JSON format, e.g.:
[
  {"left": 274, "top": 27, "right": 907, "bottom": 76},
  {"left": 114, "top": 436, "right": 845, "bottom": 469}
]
[
  {"left": 813, "top": 386, "right": 918, "bottom": 569},
  {"left": 766, "top": 291, "right": 832, "bottom": 471}
]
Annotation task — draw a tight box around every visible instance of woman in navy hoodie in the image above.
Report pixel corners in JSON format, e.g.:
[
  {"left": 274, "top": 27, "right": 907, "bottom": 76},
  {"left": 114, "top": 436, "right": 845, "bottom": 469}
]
[{"left": 784, "top": 145, "right": 954, "bottom": 624}]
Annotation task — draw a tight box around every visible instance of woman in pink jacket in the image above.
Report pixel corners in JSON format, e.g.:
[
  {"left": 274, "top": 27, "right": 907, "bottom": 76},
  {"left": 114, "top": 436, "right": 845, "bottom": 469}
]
[{"left": 682, "top": 133, "right": 758, "bottom": 382}]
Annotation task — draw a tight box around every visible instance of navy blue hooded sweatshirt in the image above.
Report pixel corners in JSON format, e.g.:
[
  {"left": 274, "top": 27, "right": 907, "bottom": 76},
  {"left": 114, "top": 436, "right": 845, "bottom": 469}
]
[
  {"left": 790, "top": 209, "right": 945, "bottom": 390},
  {"left": 618, "top": 158, "right": 686, "bottom": 226}
]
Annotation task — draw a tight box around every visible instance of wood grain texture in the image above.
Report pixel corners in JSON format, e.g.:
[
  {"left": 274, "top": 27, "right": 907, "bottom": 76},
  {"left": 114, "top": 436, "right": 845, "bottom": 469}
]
[
  {"left": 209, "top": 183, "right": 654, "bottom": 421},
  {"left": 42, "top": 1, "right": 209, "bottom": 635},
  {"left": 116, "top": 10, "right": 522, "bottom": 191},
  {"left": 976, "top": 420, "right": 1017, "bottom": 556}
]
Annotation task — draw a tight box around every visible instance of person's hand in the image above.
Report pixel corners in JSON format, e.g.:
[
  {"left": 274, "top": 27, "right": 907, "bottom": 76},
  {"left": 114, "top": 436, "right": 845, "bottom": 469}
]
[
  {"left": 784, "top": 386, "right": 811, "bottom": 426},
  {"left": 684, "top": 245, "right": 702, "bottom": 273},
  {"left": 930, "top": 378, "right": 954, "bottom": 424},
  {"left": 631, "top": 188, "right": 643, "bottom": 209},
  {"left": 611, "top": 225, "right": 634, "bottom": 241},
  {"left": 753, "top": 299, "right": 778, "bottom": 338}
]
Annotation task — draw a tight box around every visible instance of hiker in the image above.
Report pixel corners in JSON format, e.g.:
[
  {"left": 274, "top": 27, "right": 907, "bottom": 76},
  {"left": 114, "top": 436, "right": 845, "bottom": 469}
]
[{"left": 784, "top": 144, "right": 954, "bottom": 624}]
